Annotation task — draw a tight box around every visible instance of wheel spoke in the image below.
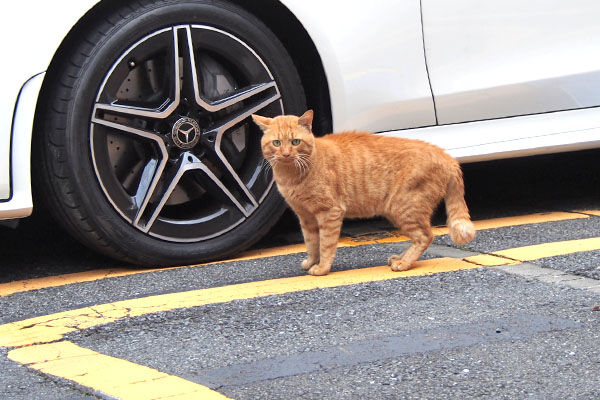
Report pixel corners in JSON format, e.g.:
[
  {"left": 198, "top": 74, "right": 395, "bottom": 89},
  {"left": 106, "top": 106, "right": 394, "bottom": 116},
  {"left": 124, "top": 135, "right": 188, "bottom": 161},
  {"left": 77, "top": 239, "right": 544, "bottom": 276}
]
[
  {"left": 93, "top": 98, "right": 177, "bottom": 120},
  {"left": 133, "top": 156, "right": 184, "bottom": 232},
  {"left": 188, "top": 156, "right": 253, "bottom": 218},
  {"left": 180, "top": 25, "right": 203, "bottom": 106},
  {"left": 91, "top": 117, "right": 168, "bottom": 150},
  {"left": 91, "top": 116, "right": 169, "bottom": 229},
  {"left": 200, "top": 89, "right": 281, "bottom": 211},
  {"left": 181, "top": 24, "right": 279, "bottom": 113},
  {"left": 138, "top": 153, "right": 249, "bottom": 232},
  {"left": 93, "top": 27, "right": 181, "bottom": 119},
  {"left": 132, "top": 158, "right": 160, "bottom": 222},
  {"left": 196, "top": 82, "right": 279, "bottom": 113},
  {"left": 213, "top": 89, "right": 282, "bottom": 133}
]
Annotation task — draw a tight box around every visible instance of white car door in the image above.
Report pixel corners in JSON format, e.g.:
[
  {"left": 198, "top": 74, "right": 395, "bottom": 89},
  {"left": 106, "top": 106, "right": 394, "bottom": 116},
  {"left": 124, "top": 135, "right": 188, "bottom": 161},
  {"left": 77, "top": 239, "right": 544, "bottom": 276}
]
[
  {"left": 421, "top": 0, "right": 600, "bottom": 124},
  {"left": 281, "top": 0, "right": 436, "bottom": 133}
]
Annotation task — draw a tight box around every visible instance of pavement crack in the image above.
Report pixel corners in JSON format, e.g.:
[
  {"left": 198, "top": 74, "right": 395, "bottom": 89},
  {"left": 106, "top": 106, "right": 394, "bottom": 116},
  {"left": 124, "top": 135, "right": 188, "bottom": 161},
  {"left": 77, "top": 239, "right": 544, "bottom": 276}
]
[{"left": 462, "top": 253, "right": 521, "bottom": 267}]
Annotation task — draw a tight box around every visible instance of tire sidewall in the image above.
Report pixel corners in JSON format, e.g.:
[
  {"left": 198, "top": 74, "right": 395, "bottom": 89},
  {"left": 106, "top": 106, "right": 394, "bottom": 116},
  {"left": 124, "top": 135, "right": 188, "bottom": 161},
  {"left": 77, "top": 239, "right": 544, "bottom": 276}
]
[{"left": 58, "top": 0, "right": 305, "bottom": 264}]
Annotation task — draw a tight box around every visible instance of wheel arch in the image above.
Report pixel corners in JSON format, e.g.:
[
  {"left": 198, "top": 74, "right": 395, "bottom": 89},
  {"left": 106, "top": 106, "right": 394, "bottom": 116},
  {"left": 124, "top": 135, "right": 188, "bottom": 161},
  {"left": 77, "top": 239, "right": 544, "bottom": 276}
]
[
  {"left": 227, "top": 0, "right": 333, "bottom": 135},
  {"left": 32, "top": 0, "right": 334, "bottom": 160},
  {"left": 39, "top": 0, "right": 333, "bottom": 137}
]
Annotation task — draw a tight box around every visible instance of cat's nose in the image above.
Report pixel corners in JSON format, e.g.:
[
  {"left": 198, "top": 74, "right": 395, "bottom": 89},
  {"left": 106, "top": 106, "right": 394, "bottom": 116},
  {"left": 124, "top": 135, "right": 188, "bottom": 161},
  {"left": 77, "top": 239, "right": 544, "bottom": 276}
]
[{"left": 282, "top": 153, "right": 290, "bottom": 158}]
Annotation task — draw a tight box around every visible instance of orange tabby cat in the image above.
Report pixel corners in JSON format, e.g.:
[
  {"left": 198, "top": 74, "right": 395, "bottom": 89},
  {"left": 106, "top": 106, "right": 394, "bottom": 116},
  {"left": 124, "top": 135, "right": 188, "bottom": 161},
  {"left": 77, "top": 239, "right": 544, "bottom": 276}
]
[{"left": 252, "top": 110, "right": 475, "bottom": 276}]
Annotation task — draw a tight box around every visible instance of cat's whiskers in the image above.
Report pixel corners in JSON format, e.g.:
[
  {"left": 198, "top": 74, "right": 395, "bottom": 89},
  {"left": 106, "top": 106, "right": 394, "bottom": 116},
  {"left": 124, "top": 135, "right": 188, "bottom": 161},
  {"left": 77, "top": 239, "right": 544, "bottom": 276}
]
[
  {"left": 293, "top": 156, "right": 304, "bottom": 175},
  {"left": 261, "top": 156, "right": 278, "bottom": 174},
  {"left": 295, "top": 154, "right": 313, "bottom": 176},
  {"left": 293, "top": 158, "right": 302, "bottom": 174},
  {"left": 300, "top": 158, "right": 310, "bottom": 175},
  {"left": 261, "top": 160, "right": 272, "bottom": 174},
  {"left": 301, "top": 156, "right": 310, "bottom": 174},
  {"left": 300, "top": 154, "right": 313, "bottom": 166}
]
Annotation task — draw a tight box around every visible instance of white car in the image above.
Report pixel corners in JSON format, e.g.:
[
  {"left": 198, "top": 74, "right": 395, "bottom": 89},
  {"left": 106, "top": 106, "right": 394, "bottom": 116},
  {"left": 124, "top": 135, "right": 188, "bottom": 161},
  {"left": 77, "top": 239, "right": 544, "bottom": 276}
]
[{"left": 2, "top": 0, "right": 600, "bottom": 266}]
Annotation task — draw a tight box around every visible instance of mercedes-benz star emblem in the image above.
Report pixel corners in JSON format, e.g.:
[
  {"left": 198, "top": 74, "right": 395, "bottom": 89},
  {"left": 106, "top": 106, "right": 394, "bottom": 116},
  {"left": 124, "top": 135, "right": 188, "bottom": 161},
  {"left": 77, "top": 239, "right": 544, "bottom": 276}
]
[{"left": 171, "top": 117, "right": 201, "bottom": 150}]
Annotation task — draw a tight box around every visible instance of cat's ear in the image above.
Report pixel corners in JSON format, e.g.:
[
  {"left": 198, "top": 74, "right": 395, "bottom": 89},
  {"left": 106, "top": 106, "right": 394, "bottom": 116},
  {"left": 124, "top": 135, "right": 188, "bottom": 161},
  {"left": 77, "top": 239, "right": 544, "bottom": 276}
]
[
  {"left": 298, "top": 110, "right": 313, "bottom": 132},
  {"left": 251, "top": 114, "right": 273, "bottom": 131}
]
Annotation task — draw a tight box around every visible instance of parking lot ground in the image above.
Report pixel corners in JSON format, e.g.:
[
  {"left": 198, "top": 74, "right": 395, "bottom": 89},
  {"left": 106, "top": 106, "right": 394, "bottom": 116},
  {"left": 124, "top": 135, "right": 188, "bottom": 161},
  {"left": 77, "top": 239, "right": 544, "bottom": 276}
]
[
  {"left": 1, "top": 208, "right": 600, "bottom": 399},
  {"left": 0, "top": 210, "right": 593, "bottom": 297}
]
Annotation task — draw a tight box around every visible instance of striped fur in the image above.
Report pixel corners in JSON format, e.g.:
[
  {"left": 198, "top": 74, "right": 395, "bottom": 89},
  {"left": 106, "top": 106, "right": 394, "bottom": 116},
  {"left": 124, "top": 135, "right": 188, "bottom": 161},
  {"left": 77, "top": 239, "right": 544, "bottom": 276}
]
[{"left": 252, "top": 110, "right": 475, "bottom": 276}]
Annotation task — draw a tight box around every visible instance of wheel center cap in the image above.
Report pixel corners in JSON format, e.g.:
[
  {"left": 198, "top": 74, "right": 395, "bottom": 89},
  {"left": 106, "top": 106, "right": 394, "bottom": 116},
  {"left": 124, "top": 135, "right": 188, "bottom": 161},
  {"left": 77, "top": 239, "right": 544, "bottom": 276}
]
[{"left": 171, "top": 117, "right": 201, "bottom": 150}]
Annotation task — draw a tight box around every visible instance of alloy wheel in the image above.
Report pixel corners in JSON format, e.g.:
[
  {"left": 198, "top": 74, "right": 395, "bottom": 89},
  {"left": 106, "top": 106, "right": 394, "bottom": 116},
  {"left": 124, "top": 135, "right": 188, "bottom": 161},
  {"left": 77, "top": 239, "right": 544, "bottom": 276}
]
[{"left": 90, "top": 24, "right": 284, "bottom": 242}]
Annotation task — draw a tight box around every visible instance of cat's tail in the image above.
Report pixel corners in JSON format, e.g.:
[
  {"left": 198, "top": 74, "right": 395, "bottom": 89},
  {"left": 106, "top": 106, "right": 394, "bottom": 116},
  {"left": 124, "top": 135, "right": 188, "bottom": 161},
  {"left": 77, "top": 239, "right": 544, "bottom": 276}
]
[{"left": 444, "top": 166, "right": 476, "bottom": 245}]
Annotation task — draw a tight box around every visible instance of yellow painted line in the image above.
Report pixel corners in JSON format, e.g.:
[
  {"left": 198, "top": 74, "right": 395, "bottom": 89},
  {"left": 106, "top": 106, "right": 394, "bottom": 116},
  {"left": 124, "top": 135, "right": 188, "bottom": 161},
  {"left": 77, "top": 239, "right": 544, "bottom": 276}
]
[
  {"left": 0, "top": 257, "right": 483, "bottom": 398},
  {"left": 468, "top": 211, "right": 588, "bottom": 231},
  {"left": 493, "top": 237, "right": 600, "bottom": 261},
  {"left": 3, "top": 229, "right": 600, "bottom": 398},
  {"left": 0, "top": 268, "right": 159, "bottom": 297},
  {"left": 465, "top": 237, "right": 600, "bottom": 266},
  {"left": 5, "top": 233, "right": 600, "bottom": 348},
  {"left": 0, "top": 210, "right": 591, "bottom": 297},
  {"left": 576, "top": 209, "right": 600, "bottom": 217},
  {"left": 0, "top": 257, "right": 478, "bottom": 348},
  {"left": 8, "top": 341, "right": 229, "bottom": 400}
]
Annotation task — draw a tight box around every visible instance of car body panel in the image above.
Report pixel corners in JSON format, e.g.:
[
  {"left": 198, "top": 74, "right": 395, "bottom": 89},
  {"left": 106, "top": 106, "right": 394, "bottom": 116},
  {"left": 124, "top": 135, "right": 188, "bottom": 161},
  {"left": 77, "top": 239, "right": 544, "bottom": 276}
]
[
  {"left": 0, "top": 0, "right": 100, "bottom": 205},
  {"left": 384, "top": 106, "right": 600, "bottom": 162},
  {"left": 0, "top": 74, "right": 45, "bottom": 219},
  {"left": 422, "top": 0, "right": 600, "bottom": 124},
  {"left": 281, "top": 0, "right": 437, "bottom": 132}
]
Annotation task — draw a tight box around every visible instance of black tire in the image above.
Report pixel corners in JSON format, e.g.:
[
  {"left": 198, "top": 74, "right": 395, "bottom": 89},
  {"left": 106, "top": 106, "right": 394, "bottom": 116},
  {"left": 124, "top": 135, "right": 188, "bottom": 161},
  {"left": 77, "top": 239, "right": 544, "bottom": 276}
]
[{"left": 34, "top": 0, "right": 306, "bottom": 266}]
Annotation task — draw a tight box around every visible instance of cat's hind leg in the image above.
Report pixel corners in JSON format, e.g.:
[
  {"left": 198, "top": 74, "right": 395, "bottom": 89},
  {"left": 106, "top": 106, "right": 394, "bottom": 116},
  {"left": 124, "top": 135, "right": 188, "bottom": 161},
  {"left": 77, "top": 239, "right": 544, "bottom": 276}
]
[
  {"left": 387, "top": 249, "right": 407, "bottom": 267},
  {"left": 386, "top": 211, "right": 434, "bottom": 272}
]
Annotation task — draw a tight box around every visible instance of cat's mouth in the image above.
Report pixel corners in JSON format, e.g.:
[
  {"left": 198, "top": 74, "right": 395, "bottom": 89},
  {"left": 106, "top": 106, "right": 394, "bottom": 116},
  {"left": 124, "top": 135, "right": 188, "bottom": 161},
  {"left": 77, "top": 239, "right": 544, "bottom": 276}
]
[
  {"left": 276, "top": 155, "right": 295, "bottom": 163},
  {"left": 268, "top": 154, "right": 312, "bottom": 173}
]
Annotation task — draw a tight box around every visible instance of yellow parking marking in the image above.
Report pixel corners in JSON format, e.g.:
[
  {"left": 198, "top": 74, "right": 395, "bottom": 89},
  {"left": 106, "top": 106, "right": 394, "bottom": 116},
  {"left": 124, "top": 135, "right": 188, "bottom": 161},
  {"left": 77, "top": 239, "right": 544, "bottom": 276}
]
[
  {"left": 465, "top": 237, "right": 600, "bottom": 266},
  {"left": 0, "top": 268, "right": 158, "bottom": 297},
  {"left": 3, "top": 232, "right": 600, "bottom": 349},
  {"left": 8, "top": 341, "right": 230, "bottom": 400},
  {"left": 0, "top": 257, "right": 476, "bottom": 348},
  {"left": 467, "top": 211, "right": 587, "bottom": 230},
  {"left": 0, "top": 211, "right": 590, "bottom": 297},
  {"left": 1, "top": 257, "right": 480, "bottom": 399},
  {"left": 3, "top": 226, "right": 600, "bottom": 398},
  {"left": 493, "top": 237, "right": 600, "bottom": 263},
  {"left": 577, "top": 209, "right": 600, "bottom": 217}
]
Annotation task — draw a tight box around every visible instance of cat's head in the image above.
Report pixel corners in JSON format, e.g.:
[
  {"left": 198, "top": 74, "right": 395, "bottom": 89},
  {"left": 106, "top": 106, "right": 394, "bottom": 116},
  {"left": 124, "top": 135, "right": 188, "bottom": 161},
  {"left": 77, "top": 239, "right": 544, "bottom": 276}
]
[{"left": 252, "top": 110, "right": 316, "bottom": 167}]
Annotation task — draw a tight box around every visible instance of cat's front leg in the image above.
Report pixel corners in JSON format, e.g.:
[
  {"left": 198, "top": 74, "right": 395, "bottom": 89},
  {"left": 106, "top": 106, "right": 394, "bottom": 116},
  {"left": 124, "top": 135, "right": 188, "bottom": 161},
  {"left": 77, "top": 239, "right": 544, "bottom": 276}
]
[
  {"left": 308, "top": 208, "right": 344, "bottom": 276},
  {"left": 298, "top": 213, "right": 320, "bottom": 270}
]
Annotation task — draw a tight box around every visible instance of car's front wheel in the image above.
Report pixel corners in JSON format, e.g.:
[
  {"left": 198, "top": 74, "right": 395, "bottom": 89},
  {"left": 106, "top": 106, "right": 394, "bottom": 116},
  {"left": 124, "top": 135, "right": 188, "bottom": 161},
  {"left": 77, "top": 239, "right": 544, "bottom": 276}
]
[{"left": 35, "top": 0, "right": 305, "bottom": 265}]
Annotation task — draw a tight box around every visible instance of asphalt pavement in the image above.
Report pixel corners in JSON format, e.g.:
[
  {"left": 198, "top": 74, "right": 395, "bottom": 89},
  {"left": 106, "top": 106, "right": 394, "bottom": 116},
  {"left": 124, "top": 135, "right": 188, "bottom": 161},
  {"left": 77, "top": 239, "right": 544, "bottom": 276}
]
[{"left": 1, "top": 149, "right": 599, "bottom": 399}]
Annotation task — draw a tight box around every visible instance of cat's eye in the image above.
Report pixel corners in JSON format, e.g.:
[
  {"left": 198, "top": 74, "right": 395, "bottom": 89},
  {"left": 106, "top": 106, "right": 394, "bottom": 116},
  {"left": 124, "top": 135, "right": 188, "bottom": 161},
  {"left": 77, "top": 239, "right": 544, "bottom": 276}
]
[
  {"left": 272, "top": 140, "right": 282, "bottom": 147},
  {"left": 291, "top": 139, "right": 301, "bottom": 146}
]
